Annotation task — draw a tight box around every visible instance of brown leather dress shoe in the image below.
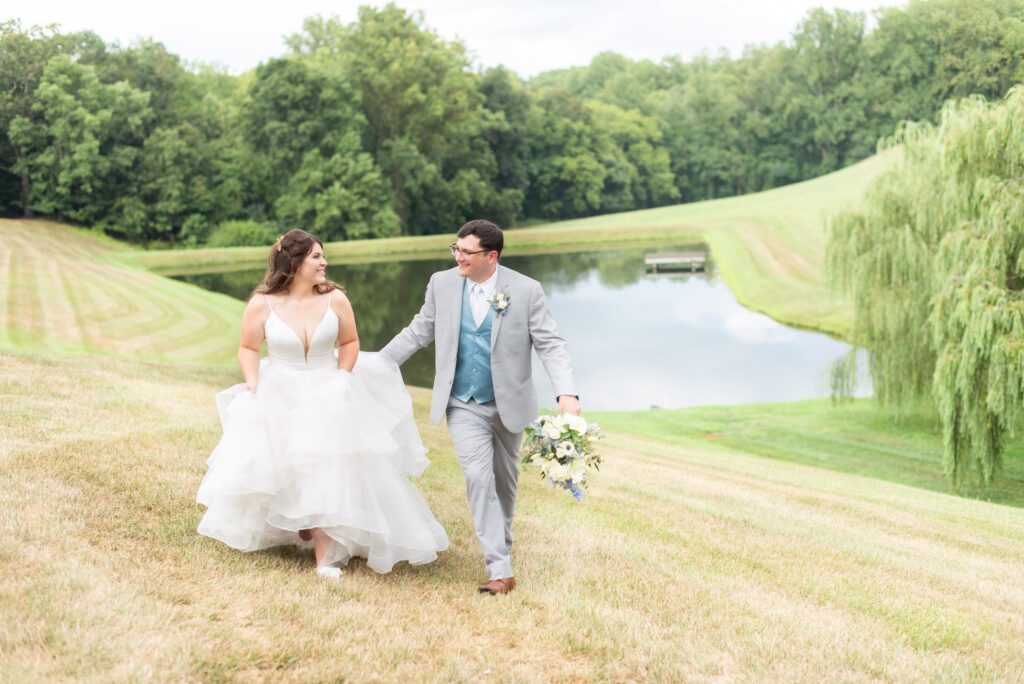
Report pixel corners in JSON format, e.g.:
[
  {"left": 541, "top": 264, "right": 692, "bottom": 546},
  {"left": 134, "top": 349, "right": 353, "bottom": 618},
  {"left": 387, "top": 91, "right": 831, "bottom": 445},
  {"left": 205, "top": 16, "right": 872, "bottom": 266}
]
[{"left": 478, "top": 577, "right": 516, "bottom": 595}]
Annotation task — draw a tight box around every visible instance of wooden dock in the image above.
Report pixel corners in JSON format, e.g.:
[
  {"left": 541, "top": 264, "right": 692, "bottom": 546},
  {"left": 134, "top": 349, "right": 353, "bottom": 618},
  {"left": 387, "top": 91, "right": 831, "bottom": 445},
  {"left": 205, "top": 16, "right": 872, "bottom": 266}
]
[{"left": 645, "top": 251, "right": 707, "bottom": 273}]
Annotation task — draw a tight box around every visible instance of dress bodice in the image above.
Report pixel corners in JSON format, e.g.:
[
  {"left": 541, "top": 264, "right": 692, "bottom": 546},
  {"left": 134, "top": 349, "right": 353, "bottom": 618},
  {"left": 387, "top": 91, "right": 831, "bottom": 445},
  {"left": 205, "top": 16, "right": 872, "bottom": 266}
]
[{"left": 264, "top": 297, "right": 338, "bottom": 369}]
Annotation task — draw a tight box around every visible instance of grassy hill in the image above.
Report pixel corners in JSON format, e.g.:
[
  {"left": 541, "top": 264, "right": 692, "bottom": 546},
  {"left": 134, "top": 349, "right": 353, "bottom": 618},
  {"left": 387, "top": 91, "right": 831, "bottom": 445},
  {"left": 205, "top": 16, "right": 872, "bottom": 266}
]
[
  {"left": 593, "top": 400, "right": 1024, "bottom": 507},
  {"left": 3, "top": 349, "right": 1023, "bottom": 680},
  {"left": 5, "top": 151, "right": 1024, "bottom": 680},
  {"left": 0, "top": 219, "right": 241, "bottom": 363}
]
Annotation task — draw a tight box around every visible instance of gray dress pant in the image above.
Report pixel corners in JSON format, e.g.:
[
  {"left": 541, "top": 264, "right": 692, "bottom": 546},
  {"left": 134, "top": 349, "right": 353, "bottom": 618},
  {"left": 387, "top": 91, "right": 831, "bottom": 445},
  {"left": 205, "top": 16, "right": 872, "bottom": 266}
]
[{"left": 446, "top": 396, "right": 523, "bottom": 580}]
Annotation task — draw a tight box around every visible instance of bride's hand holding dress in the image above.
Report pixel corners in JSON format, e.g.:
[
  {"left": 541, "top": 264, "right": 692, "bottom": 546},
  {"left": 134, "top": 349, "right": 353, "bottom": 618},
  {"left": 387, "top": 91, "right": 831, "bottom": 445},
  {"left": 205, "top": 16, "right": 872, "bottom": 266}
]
[{"left": 195, "top": 229, "right": 448, "bottom": 577}]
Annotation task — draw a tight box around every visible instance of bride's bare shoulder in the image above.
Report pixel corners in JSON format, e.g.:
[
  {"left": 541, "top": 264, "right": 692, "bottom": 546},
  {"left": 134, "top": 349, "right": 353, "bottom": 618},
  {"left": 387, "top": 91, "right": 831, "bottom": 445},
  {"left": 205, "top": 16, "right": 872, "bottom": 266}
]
[
  {"left": 328, "top": 287, "right": 353, "bottom": 313},
  {"left": 243, "top": 292, "right": 271, "bottom": 319}
]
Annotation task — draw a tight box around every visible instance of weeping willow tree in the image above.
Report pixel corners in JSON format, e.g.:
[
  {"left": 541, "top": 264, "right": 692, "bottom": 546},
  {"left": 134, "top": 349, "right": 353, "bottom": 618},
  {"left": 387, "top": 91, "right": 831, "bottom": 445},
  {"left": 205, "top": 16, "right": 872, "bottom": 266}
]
[{"left": 828, "top": 87, "right": 1024, "bottom": 486}]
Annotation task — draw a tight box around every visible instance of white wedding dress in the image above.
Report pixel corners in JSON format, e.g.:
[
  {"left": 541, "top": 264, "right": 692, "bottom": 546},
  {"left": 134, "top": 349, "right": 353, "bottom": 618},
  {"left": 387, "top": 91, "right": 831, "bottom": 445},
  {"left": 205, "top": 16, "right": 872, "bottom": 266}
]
[{"left": 196, "top": 295, "right": 449, "bottom": 573}]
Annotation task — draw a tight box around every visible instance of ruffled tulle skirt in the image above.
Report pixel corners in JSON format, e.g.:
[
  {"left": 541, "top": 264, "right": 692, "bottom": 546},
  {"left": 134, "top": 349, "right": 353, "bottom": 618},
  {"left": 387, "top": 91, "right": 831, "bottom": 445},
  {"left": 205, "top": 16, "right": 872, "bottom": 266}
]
[{"left": 196, "top": 352, "right": 448, "bottom": 573}]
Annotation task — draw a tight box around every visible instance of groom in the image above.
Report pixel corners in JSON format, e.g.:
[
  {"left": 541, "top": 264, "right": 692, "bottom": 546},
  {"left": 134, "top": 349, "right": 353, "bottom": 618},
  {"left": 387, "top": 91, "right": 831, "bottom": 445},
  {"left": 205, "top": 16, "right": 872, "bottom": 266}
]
[{"left": 381, "top": 219, "right": 580, "bottom": 595}]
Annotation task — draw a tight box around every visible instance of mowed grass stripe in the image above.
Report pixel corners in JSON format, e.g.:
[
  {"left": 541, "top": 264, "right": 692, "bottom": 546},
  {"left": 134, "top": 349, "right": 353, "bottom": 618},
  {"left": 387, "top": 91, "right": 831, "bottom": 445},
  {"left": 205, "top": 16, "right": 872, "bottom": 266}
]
[
  {"left": 123, "top": 278, "right": 236, "bottom": 360},
  {"left": 83, "top": 266, "right": 197, "bottom": 351},
  {"left": 58, "top": 267, "right": 104, "bottom": 354},
  {"left": 4, "top": 234, "right": 45, "bottom": 350},
  {"left": 143, "top": 280, "right": 240, "bottom": 361},
  {"left": 599, "top": 435, "right": 1024, "bottom": 581},
  {"left": 35, "top": 250, "right": 88, "bottom": 352},
  {"left": 609, "top": 426, "right": 1024, "bottom": 536},
  {"left": 0, "top": 248, "right": 12, "bottom": 348},
  {"left": 702, "top": 217, "right": 849, "bottom": 333},
  {"left": 588, "top": 443, "right": 1021, "bottom": 657},
  {"left": 1, "top": 220, "right": 241, "bottom": 363},
  {"left": 594, "top": 398, "right": 1024, "bottom": 508}
]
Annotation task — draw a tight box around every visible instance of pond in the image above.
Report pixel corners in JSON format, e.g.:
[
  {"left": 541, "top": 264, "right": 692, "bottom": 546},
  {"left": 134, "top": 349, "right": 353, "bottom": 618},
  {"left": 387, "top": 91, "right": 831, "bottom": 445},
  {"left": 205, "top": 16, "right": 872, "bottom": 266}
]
[{"left": 177, "top": 246, "right": 861, "bottom": 411}]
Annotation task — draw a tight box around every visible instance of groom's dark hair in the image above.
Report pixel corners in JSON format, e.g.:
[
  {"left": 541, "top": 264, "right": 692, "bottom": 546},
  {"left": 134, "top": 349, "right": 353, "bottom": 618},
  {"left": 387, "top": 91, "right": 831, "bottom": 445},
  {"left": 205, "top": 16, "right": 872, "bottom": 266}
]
[{"left": 458, "top": 219, "right": 504, "bottom": 256}]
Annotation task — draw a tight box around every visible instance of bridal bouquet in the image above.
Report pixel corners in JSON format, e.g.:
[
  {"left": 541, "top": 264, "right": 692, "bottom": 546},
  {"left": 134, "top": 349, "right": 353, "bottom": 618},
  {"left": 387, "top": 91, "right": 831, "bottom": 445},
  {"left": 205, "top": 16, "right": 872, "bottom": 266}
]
[{"left": 522, "top": 413, "right": 605, "bottom": 500}]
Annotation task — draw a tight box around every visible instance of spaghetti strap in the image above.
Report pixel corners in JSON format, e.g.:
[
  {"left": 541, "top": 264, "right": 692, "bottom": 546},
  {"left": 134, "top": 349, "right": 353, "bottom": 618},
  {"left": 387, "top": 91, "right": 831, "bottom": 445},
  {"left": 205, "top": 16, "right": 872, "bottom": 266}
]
[
  {"left": 323, "top": 290, "right": 333, "bottom": 319},
  {"left": 264, "top": 294, "right": 274, "bottom": 312}
]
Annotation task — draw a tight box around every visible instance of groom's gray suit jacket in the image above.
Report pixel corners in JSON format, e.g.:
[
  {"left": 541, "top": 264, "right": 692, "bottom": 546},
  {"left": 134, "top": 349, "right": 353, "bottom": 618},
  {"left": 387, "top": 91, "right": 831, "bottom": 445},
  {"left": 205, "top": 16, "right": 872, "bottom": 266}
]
[{"left": 380, "top": 264, "right": 576, "bottom": 434}]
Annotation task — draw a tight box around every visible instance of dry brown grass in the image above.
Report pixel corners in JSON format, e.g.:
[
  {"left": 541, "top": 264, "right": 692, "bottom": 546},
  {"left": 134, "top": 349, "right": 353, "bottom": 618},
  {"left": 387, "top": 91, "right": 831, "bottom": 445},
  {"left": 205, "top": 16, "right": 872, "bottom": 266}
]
[{"left": 3, "top": 349, "right": 1024, "bottom": 682}]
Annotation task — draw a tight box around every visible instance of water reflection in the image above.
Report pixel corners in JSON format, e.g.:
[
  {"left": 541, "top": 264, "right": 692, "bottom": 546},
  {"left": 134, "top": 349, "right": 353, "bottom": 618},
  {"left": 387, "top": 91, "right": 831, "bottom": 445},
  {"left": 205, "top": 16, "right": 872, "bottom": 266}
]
[{"left": 178, "top": 247, "right": 860, "bottom": 411}]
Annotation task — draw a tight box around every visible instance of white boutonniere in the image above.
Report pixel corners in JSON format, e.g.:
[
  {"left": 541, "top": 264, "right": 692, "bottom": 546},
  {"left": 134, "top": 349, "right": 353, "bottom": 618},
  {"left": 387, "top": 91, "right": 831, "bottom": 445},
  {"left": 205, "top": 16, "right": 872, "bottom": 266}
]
[{"left": 487, "top": 287, "right": 511, "bottom": 317}]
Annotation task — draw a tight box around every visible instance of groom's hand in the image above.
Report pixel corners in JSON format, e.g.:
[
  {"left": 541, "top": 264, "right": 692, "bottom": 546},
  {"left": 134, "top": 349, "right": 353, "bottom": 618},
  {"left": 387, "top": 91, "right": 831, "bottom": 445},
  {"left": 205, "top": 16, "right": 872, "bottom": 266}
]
[{"left": 557, "top": 394, "right": 581, "bottom": 416}]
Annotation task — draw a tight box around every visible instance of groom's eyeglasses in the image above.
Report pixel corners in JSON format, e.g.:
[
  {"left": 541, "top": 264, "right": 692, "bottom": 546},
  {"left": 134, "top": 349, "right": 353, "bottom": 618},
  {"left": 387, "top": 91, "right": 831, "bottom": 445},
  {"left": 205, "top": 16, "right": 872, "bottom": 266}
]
[{"left": 449, "top": 243, "right": 490, "bottom": 258}]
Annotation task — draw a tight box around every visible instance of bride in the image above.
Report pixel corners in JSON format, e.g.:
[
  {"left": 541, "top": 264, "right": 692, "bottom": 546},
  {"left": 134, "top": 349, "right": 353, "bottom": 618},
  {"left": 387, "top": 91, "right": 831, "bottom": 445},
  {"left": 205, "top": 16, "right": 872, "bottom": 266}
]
[{"left": 196, "top": 228, "right": 448, "bottom": 578}]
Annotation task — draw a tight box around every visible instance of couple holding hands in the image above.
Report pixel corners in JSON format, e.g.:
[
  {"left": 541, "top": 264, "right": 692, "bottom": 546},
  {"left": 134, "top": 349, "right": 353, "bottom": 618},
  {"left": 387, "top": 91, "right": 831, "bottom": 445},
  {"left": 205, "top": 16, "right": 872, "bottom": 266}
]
[{"left": 196, "top": 220, "right": 580, "bottom": 595}]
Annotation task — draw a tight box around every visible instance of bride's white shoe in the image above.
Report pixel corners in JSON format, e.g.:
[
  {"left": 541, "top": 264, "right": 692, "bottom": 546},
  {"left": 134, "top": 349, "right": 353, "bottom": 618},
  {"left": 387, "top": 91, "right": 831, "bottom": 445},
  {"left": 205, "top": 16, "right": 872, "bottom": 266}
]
[{"left": 316, "top": 565, "right": 343, "bottom": 579}]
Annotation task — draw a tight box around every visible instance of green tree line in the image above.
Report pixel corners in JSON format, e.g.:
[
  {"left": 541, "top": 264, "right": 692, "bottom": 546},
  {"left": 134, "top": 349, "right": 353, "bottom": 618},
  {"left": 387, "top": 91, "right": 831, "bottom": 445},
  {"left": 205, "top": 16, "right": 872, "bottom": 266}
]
[{"left": 2, "top": 0, "right": 1024, "bottom": 245}]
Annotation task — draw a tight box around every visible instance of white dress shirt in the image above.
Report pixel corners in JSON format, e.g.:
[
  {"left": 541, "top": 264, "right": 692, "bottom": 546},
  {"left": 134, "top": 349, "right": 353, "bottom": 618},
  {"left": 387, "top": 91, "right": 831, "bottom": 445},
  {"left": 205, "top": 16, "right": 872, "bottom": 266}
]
[{"left": 469, "top": 269, "right": 498, "bottom": 328}]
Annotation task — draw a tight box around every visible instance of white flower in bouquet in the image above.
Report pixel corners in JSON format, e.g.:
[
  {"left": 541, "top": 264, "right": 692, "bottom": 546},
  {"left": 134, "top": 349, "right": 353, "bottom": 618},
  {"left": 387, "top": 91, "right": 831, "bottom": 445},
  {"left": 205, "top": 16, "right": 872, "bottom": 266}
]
[
  {"left": 541, "top": 420, "right": 562, "bottom": 440},
  {"left": 565, "top": 414, "right": 588, "bottom": 434},
  {"left": 556, "top": 441, "right": 577, "bottom": 458},
  {"left": 522, "top": 411, "right": 605, "bottom": 500},
  {"left": 548, "top": 462, "right": 571, "bottom": 482}
]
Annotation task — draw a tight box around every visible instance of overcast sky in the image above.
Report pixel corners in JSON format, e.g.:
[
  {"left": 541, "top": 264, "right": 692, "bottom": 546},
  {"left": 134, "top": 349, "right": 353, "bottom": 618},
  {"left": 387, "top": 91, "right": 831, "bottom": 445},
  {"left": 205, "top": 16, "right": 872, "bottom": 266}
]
[{"left": 8, "top": 0, "right": 903, "bottom": 77}]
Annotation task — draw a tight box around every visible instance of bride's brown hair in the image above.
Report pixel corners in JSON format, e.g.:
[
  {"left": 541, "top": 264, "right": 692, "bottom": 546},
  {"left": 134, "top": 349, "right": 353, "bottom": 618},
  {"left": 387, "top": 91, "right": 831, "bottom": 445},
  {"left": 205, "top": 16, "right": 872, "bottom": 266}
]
[{"left": 253, "top": 228, "right": 342, "bottom": 296}]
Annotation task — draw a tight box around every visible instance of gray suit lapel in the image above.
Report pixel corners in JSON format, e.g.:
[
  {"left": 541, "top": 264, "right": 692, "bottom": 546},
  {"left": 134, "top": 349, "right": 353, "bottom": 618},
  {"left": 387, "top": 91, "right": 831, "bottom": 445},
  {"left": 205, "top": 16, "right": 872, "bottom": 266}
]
[
  {"left": 490, "top": 265, "right": 503, "bottom": 351},
  {"left": 451, "top": 271, "right": 464, "bottom": 344}
]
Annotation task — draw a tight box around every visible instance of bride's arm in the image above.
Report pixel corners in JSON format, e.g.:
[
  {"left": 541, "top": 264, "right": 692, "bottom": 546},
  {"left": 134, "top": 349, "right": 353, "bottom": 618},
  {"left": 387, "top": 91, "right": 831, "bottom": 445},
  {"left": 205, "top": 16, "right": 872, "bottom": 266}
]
[
  {"left": 239, "top": 296, "right": 268, "bottom": 393},
  {"left": 332, "top": 289, "right": 359, "bottom": 372}
]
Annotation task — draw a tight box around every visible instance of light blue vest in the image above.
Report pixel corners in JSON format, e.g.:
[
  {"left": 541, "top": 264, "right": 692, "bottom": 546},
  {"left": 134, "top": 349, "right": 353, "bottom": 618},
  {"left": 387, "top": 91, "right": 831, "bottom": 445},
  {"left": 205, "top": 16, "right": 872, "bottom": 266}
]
[{"left": 451, "top": 281, "right": 495, "bottom": 403}]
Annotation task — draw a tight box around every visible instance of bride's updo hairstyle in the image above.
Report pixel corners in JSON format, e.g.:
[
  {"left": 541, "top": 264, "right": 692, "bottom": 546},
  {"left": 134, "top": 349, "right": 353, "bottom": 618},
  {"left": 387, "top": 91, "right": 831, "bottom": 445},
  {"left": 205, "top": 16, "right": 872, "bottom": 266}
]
[{"left": 254, "top": 228, "right": 342, "bottom": 297}]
